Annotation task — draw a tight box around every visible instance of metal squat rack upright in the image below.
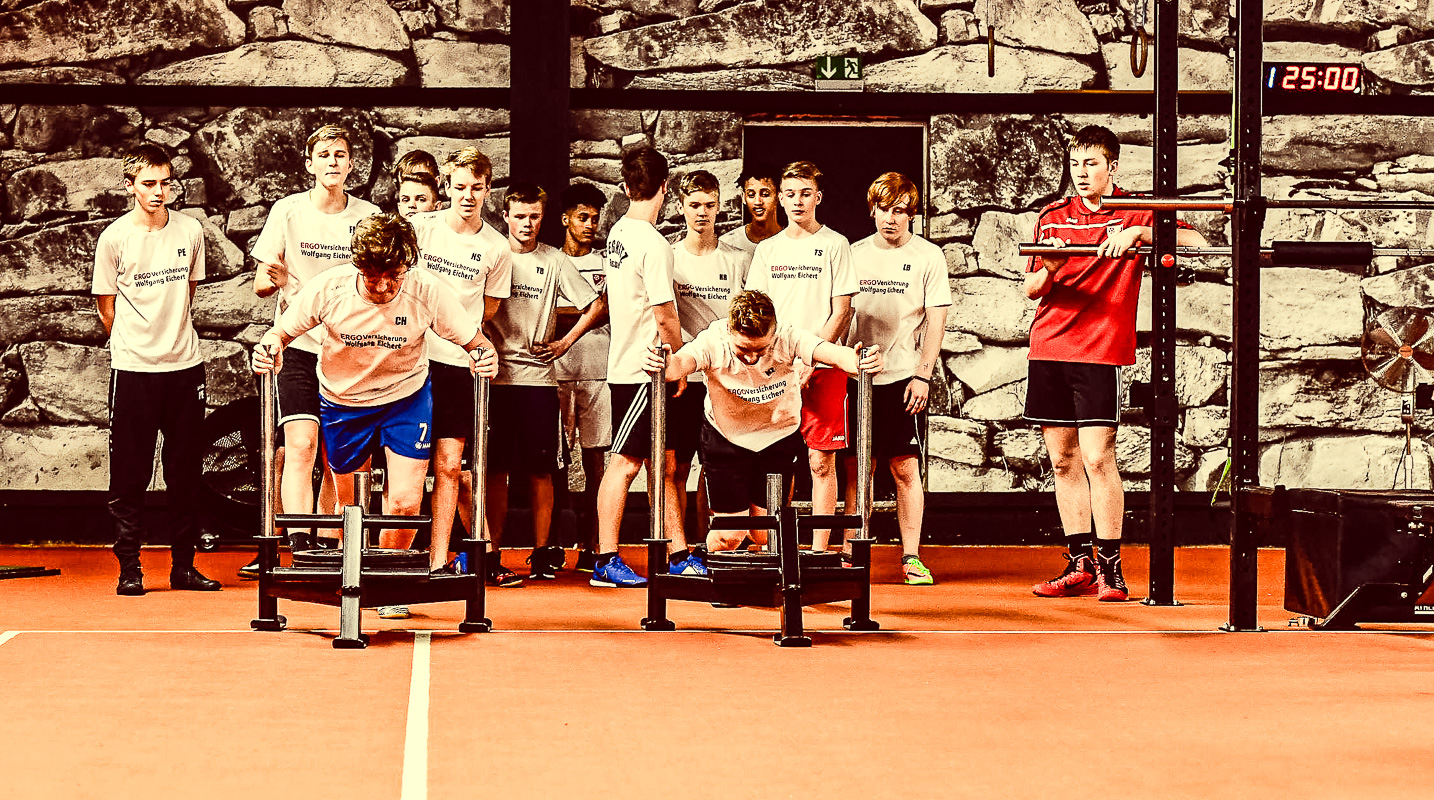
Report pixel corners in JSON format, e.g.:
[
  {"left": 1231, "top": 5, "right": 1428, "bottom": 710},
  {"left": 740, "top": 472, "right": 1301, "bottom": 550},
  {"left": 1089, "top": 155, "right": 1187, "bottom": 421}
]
[
  {"left": 250, "top": 364, "right": 492, "bottom": 649},
  {"left": 639, "top": 348, "right": 881, "bottom": 647}
]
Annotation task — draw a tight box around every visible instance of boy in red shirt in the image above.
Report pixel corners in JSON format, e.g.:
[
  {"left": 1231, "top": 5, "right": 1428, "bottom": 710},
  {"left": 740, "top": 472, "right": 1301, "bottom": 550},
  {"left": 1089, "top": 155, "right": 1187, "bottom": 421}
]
[{"left": 1024, "top": 125, "right": 1206, "bottom": 602}]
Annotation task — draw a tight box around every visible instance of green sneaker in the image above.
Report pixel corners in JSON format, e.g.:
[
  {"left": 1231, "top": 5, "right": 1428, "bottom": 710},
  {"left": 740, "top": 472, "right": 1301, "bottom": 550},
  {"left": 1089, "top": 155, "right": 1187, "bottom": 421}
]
[{"left": 902, "top": 555, "right": 934, "bottom": 586}]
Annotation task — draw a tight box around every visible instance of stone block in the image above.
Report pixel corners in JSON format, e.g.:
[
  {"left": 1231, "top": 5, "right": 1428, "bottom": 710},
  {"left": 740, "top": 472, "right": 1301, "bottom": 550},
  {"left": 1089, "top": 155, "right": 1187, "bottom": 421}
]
[
  {"left": 226, "top": 205, "right": 268, "bottom": 238},
  {"left": 943, "top": 242, "right": 979, "bottom": 277},
  {"left": 14, "top": 105, "right": 141, "bottom": 156},
  {"left": 960, "top": 379, "right": 1025, "bottom": 422},
  {"left": 1114, "top": 143, "right": 1230, "bottom": 194},
  {"left": 1260, "top": 434, "right": 1433, "bottom": 490},
  {"left": 1266, "top": 0, "right": 1433, "bottom": 35},
  {"left": 1115, "top": 426, "right": 1197, "bottom": 476},
  {"left": 200, "top": 340, "right": 256, "bottom": 408},
  {"left": 927, "top": 415, "right": 986, "bottom": 467},
  {"left": 938, "top": 10, "right": 981, "bottom": 45},
  {"left": 248, "top": 5, "right": 289, "bottom": 40},
  {"left": 1063, "top": 113, "right": 1231, "bottom": 147},
  {"left": 0, "top": 425, "right": 109, "bottom": 490},
  {"left": 572, "top": 158, "right": 623, "bottom": 184},
  {"left": 865, "top": 46, "right": 1096, "bottom": 94},
  {"left": 945, "top": 276, "right": 1037, "bottom": 343},
  {"left": 1265, "top": 115, "right": 1434, "bottom": 172},
  {"left": 1136, "top": 279, "right": 1230, "bottom": 340},
  {"left": 994, "top": 427, "right": 1047, "bottom": 473},
  {"left": 0, "top": 219, "right": 108, "bottom": 295},
  {"left": 1183, "top": 406, "right": 1228, "bottom": 450},
  {"left": 627, "top": 68, "right": 813, "bottom": 91},
  {"left": 1364, "top": 40, "right": 1434, "bottom": 89},
  {"left": 927, "top": 213, "right": 974, "bottom": 242},
  {"left": 0, "top": 67, "right": 124, "bottom": 85},
  {"left": 394, "top": 136, "right": 508, "bottom": 183},
  {"left": 0, "top": 0, "right": 243, "bottom": 67},
  {"left": 373, "top": 107, "right": 509, "bottom": 137},
  {"left": 414, "top": 41, "right": 510, "bottom": 88},
  {"left": 584, "top": 0, "right": 937, "bottom": 72},
  {"left": 283, "top": 0, "right": 409, "bottom": 52},
  {"left": 193, "top": 273, "right": 277, "bottom": 332},
  {"left": 1260, "top": 360, "right": 1404, "bottom": 431},
  {"left": 18, "top": 342, "right": 110, "bottom": 425},
  {"left": 0, "top": 295, "right": 107, "bottom": 348},
  {"left": 940, "top": 330, "right": 981, "bottom": 356},
  {"left": 1181, "top": 447, "right": 1229, "bottom": 492},
  {"left": 930, "top": 115, "right": 1066, "bottom": 213},
  {"left": 571, "top": 139, "right": 623, "bottom": 159},
  {"left": 1125, "top": 345, "right": 1229, "bottom": 410},
  {"left": 5, "top": 158, "right": 128, "bottom": 222},
  {"left": 196, "top": 213, "right": 246, "bottom": 280},
  {"left": 988, "top": 0, "right": 1097, "bottom": 56},
  {"left": 971, "top": 210, "right": 1037, "bottom": 278},
  {"left": 1104, "top": 45, "right": 1232, "bottom": 92},
  {"left": 138, "top": 42, "right": 411, "bottom": 88},
  {"left": 945, "top": 345, "right": 1026, "bottom": 395},
  {"left": 432, "top": 0, "right": 508, "bottom": 33},
  {"left": 572, "top": 109, "right": 645, "bottom": 142},
  {"left": 653, "top": 110, "right": 741, "bottom": 159},
  {"left": 1260, "top": 268, "right": 1362, "bottom": 351},
  {"left": 927, "top": 460, "right": 1021, "bottom": 491}
]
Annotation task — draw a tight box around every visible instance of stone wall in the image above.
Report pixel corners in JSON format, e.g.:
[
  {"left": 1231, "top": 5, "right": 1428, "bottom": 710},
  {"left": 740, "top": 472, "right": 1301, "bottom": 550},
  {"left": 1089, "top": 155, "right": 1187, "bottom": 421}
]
[
  {"left": 0, "top": 105, "right": 510, "bottom": 489},
  {"left": 0, "top": 0, "right": 510, "bottom": 87},
  {"left": 574, "top": 0, "right": 1434, "bottom": 95}
]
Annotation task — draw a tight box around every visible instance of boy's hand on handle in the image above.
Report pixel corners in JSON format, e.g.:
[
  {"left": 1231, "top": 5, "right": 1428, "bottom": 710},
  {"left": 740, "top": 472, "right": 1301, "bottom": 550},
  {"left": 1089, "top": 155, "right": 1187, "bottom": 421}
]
[
  {"left": 855, "top": 342, "right": 884, "bottom": 375},
  {"left": 251, "top": 342, "right": 282, "bottom": 375},
  {"left": 642, "top": 344, "right": 669, "bottom": 376},
  {"left": 469, "top": 347, "right": 498, "bottom": 379},
  {"left": 1038, "top": 236, "right": 1069, "bottom": 272}
]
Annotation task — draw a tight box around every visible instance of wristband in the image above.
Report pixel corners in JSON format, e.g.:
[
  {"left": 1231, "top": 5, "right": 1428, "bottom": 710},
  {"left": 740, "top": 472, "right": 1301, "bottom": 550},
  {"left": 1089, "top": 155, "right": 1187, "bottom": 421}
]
[{"left": 910, "top": 375, "right": 930, "bottom": 384}]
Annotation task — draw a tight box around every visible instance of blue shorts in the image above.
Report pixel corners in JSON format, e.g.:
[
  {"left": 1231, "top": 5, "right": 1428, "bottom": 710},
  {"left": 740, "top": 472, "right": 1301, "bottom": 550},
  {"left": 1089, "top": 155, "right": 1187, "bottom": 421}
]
[{"left": 319, "top": 378, "right": 433, "bottom": 474}]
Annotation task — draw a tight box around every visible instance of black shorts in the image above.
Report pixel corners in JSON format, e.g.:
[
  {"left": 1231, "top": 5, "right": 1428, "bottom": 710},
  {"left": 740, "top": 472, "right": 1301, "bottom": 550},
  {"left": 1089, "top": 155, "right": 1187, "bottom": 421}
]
[
  {"left": 430, "top": 362, "right": 477, "bottom": 441},
  {"left": 276, "top": 348, "right": 320, "bottom": 426},
  {"left": 668, "top": 381, "right": 705, "bottom": 466},
  {"left": 845, "top": 378, "right": 923, "bottom": 462},
  {"left": 609, "top": 381, "right": 682, "bottom": 461},
  {"left": 488, "top": 384, "right": 564, "bottom": 476},
  {"left": 699, "top": 420, "right": 804, "bottom": 514},
  {"left": 1023, "top": 360, "right": 1122, "bottom": 428}
]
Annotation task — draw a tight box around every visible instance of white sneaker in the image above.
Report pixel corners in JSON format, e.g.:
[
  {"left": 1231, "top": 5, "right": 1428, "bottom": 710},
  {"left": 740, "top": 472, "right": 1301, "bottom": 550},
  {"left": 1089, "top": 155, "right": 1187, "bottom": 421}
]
[{"left": 377, "top": 605, "right": 410, "bottom": 619}]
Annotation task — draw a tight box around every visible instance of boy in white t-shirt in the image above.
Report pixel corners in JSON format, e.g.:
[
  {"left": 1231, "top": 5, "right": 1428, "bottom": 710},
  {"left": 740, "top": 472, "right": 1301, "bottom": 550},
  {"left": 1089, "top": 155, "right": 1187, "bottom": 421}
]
[
  {"left": 644, "top": 290, "right": 883, "bottom": 550},
  {"left": 554, "top": 182, "right": 612, "bottom": 573},
  {"left": 594, "top": 144, "right": 702, "bottom": 588},
  {"left": 486, "top": 182, "right": 606, "bottom": 583},
  {"left": 252, "top": 214, "right": 498, "bottom": 581},
  {"left": 409, "top": 146, "right": 514, "bottom": 594},
  {"left": 397, "top": 172, "right": 441, "bottom": 219},
  {"left": 845, "top": 172, "right": 952, "bottom": 585},
  {"left": 247, "top": 125, "right": 381, "bottom": 570},
  {"left": 671, "top": 169, "right": 745, "bottom": 542},
  {"left": 744, "top": 160, "right": 857, "bottom": 555},
  {"left": 718, "top": 161, "right": 784, "bottom": 273},
  {"left": 93, "top": 144, "right": 218, "bottom": 596}
]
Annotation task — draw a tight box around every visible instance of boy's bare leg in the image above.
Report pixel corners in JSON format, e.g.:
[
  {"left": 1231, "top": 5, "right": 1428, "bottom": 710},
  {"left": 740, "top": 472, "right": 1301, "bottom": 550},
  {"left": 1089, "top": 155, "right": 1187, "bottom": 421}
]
[{"left": 378, "top": 450, "right": 429, "bottom": 549}]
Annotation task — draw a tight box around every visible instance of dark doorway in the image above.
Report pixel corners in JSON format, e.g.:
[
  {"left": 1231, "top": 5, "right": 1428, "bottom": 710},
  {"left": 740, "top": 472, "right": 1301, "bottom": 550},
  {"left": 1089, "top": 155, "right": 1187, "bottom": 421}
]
[{"left": 741, "top": 123, "right": 927, "bottom": 242}]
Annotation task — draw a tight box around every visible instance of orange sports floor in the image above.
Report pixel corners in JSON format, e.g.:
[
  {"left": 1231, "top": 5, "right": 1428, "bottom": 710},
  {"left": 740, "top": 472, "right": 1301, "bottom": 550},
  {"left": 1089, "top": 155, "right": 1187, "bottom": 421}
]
[{"left": 1, "top": 544, "right": 1432, "bottom": 800}]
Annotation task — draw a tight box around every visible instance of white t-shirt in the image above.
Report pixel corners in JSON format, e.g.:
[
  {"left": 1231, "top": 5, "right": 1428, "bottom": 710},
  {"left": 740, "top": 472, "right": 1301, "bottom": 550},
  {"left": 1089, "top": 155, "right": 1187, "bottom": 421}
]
[
  {"left": 673, "top": 239, "right": 745, "bottom": 385},
  {"left": 410, "top": 210, "right": 513, "bottom": 368},
  {"left": 744, "top": 224, "right": 857, "bottom": 341},
  {"left": 490, "top": 242, "right": 599, "bottom": 387},
  {"left": 850, "top": 233, "right": 953, "bottom": 386},
  {"left": 554, "top": 250, "right": 609, "bottom": 382},
  {"left": 719, "top": 225, "right": 762, "bottom": 284},
  {"left": 277, "top": 265, "right": 477, "bottom": 407},
  {"left": 603, "top": 217, "right": 676, "bottom": 385},
  {"left": 251, "top": 191, "right": 381, "bottom": 355},
  {"left": 680, "top": 320, "right": 825, "bottom": 452},
  {"left": 92, "top": 211, "right": 206, "bottom": 373}
]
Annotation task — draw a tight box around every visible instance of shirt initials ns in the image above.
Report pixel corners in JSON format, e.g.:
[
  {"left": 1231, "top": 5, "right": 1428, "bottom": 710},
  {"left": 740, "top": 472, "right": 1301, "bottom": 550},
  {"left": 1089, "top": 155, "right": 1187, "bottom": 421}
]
[
  {"left": 92, "top": 212, "right": 206, "bottom": 372},
  {"left": 409, "top": 211, "right": 513, "bottom": 369}
]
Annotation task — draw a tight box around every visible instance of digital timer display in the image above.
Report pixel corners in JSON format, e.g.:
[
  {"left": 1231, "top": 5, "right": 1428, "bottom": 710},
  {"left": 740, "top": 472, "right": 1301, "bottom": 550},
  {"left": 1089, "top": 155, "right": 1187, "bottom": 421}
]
[{"left": 1265, "top": 63, "right": 1362, "bottom": 93}]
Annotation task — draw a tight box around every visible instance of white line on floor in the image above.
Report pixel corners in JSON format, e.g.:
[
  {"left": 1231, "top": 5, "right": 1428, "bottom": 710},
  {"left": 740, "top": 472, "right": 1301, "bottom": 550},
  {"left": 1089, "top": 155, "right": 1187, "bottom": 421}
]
[
  {"left": 400, "top": 631, "right": 432, "bottom": 800},
  {"left": 3, "top": 627, "right": 1431, "bottom": 637},
  {"left": 0, "top": 631, "right": 19, "bottom": 648}
]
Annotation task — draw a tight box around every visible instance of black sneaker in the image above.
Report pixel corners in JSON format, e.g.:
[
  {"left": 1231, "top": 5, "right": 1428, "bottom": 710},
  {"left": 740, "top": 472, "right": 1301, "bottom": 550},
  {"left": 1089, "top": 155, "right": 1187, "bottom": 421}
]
[
  {"left": 487, "top": 561, "right": 523, "bottom": 587},
  {"left": 574, "top": 548, "right": 597, "bottom": 573},
  {"left": 527, "top": 545, "right": 564, "bottom": 580},
  {"left": 238, "top": 557, "right": 261, "bottom": 581}
]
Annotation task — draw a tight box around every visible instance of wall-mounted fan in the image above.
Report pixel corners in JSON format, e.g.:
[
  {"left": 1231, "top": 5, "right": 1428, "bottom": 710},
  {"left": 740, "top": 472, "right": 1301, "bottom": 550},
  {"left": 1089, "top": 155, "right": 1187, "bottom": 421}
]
[{"left": 1360, "top": 306, "right": 1434, "bottom": 488}]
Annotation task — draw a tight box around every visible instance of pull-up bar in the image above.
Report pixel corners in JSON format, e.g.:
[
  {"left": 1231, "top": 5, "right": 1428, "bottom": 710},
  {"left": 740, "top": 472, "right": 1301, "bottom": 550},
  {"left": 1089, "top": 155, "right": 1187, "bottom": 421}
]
[{"left": 1019, "top": 241, "right": 1434, "bottom": 263}]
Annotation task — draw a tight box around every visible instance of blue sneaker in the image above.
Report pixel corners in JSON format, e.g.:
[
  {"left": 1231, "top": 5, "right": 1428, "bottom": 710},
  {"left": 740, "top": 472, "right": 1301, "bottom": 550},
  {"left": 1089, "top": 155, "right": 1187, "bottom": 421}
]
[
  {"left": 590, "top": 554, "right": 647, "bottom": 588},
  {"left": 669, "top": 552, "right": 709, "bottom": 576}
]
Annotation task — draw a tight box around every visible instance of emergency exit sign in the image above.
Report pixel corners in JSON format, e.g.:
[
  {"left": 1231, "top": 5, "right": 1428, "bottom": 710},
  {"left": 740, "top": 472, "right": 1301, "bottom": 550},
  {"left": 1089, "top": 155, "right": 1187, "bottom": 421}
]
[{"left": 814, "top": 55, "right": 864, "bottom": 91}]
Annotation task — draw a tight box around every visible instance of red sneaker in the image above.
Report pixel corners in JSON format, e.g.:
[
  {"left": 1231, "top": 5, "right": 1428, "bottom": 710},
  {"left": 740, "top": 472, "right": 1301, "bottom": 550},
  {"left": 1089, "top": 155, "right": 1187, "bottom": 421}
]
[
  {"left": 1096, "top": 556, "right": 1130, "bottom": 602},
  {"left": 1032, "top": 554, "right": 1097, "bottom": 597}
]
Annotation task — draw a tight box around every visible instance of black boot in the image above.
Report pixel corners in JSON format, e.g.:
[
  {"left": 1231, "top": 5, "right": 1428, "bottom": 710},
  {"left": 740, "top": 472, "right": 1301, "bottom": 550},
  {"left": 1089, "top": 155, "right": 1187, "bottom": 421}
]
[
  {"left": 170, "top": 565, "right": 221, "bottom": 591},
  {"left": 117, "top": 567, "right": 145, "bottom": 596}
]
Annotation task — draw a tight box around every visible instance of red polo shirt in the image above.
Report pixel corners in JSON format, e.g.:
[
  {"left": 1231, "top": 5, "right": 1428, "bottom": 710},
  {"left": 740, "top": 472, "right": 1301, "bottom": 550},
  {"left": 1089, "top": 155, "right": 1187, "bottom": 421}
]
[{"left": 1026, "top": 188, "right": 1186, "bottom": 366}]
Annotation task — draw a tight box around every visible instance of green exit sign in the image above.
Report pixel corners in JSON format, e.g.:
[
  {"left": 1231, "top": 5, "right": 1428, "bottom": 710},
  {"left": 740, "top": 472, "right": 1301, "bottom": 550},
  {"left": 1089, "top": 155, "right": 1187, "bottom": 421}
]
[{"left": 814, "top": 55, "right": 864, "bottom": 92}]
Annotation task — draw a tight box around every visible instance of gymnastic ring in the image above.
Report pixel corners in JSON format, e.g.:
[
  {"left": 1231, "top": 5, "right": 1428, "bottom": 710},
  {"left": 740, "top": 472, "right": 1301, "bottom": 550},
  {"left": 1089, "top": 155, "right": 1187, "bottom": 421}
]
[
  {"left": 987, "top": 26, "right": 996, "bottom": 77},
  {"left": 1130, "top": 27, "right": 1149, "bottom": 78}
]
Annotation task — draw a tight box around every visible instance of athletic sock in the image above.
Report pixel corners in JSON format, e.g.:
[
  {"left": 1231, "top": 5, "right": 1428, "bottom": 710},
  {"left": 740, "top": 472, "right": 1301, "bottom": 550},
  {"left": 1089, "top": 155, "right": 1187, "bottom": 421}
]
[
  {"left": 1096, "top": 539, "right": 1121, "bottom": 569},
  {"left": 669, "top": 549, "right": 690, "bottom": 565},
  {"left": 1066, "top": 532, "right": 1095, "bottom": 561},
  {"left": 595, "top": 551, "right": 618, "bottom": 569}
]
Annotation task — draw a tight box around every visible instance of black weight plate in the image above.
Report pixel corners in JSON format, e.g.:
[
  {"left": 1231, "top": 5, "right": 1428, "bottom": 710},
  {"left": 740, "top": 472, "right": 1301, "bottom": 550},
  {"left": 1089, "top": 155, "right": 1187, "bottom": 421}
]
[{"left": 290, "top": 548, "right": 430, "bottom": 571}]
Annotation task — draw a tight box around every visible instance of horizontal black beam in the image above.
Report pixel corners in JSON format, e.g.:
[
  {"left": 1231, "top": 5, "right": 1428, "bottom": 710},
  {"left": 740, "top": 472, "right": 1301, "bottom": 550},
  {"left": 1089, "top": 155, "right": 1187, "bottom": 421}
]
[{"left": 0, "top": 84, "right": 511, "bottom": 108}]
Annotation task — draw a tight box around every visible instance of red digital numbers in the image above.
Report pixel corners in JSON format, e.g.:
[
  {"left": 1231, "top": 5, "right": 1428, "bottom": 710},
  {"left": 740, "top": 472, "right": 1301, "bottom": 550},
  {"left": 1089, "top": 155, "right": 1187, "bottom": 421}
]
[{"left": 1270, "top": 63, "right": 1361, "bottom": 93}]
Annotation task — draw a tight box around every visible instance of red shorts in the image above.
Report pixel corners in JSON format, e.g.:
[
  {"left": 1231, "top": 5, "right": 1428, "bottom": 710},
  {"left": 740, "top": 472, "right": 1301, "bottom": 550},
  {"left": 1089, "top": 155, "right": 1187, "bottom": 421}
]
[{"left": 799, "top": 367, "right": 850, "bottom": 451}]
